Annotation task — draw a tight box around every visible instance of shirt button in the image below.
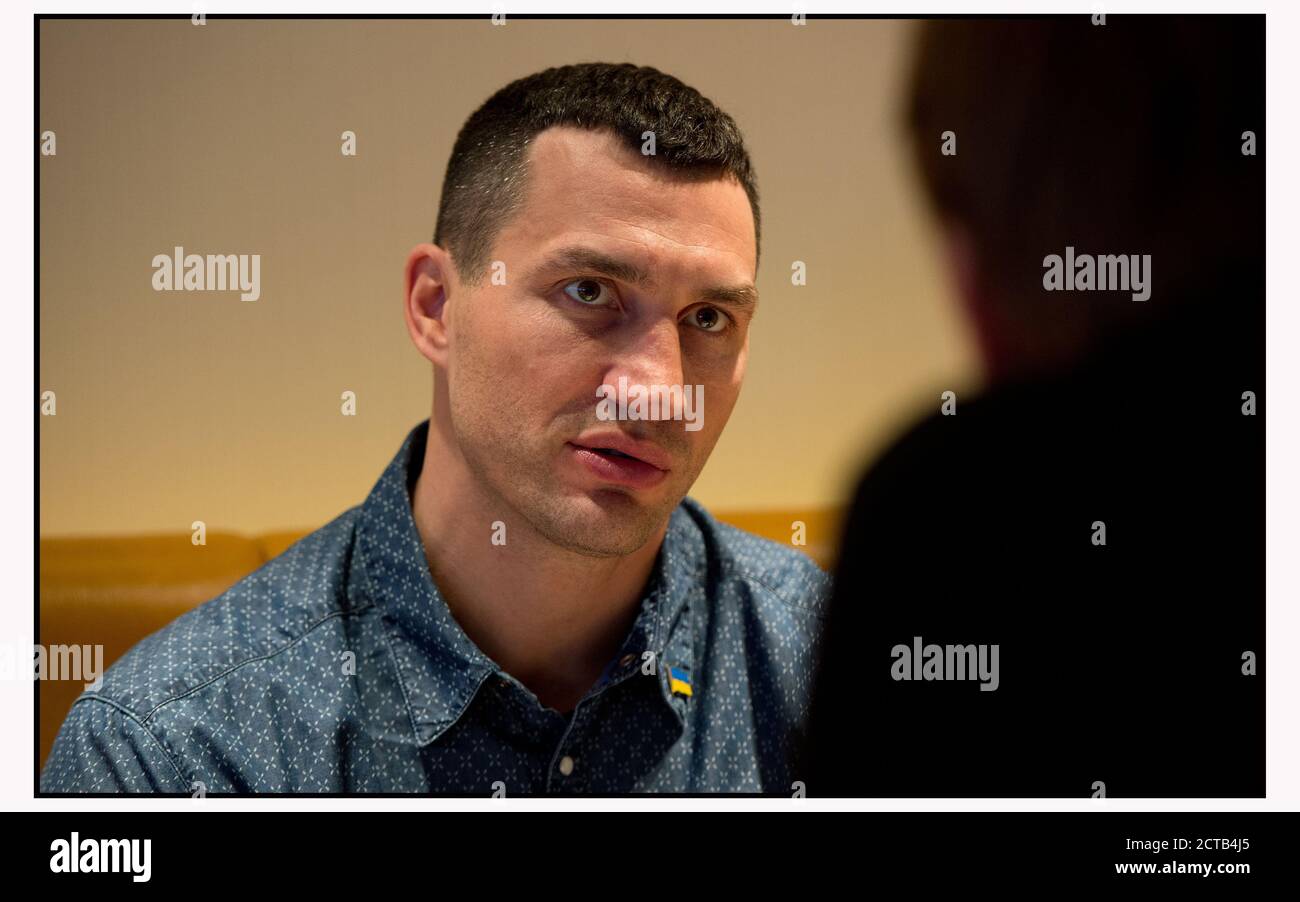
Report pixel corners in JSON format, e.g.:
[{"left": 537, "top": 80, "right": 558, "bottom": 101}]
[{"left": 558, "top": 756, "right": 575, "bottom": 776}]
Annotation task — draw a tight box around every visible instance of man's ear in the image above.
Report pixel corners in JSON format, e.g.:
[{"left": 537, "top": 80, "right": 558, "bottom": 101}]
[{"left": 404, "top": 243, "right": 455, "bottom": 366}]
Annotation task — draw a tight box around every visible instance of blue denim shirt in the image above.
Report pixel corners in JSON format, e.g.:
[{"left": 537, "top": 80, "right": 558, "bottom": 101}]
[{"left": 41, "top": 419, "right": 830, "bottom": 794}]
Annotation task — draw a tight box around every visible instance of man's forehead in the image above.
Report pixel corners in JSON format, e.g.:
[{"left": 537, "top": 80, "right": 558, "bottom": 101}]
[
  {"left": 526, "top": 125, "right": 626, "bottom": 171},
  {"left": 509, "top": 126, "right": 758, "bottom": 278},
  {"left": 525, "top": 125, "right": 658, "bottom": 184}
]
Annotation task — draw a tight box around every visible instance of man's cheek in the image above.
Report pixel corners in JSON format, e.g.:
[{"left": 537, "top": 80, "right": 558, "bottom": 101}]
[{"left": 700, "top": 384, "right": 739, "bottom": 436}]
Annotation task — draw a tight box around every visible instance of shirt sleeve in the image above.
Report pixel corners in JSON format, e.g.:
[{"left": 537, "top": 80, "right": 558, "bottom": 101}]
[{"left": 41, "top": 696, "right": 190, "bottom": 793}]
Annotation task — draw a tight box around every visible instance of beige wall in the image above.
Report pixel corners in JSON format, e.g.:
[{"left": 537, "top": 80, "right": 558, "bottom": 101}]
[{"left": 38, "top": 18, "right": 980, "bottom": 538}]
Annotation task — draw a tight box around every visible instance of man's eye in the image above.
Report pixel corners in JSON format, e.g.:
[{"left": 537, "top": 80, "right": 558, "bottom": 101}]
[
  {"left": 562, "top": 278, "right": 615, "bottom": 307},
  {"left": 686, "top": 305, "right": 730, "bottom": 333}
]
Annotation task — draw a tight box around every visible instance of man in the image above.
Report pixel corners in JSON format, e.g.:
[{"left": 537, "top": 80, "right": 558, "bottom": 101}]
[
  {"left": 804, "top": 18, "right": 1264, "bottom": 797},
  {"left": 42, "top": 63, "right": 828, "bottom": 793}
]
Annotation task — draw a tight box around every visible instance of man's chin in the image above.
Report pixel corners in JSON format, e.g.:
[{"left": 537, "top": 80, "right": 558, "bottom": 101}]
[{"left": 532, "top": 489, "right": 675, "bottom": 558}]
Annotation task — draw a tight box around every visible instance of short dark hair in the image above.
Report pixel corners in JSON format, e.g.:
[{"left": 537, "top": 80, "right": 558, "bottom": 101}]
[{"left": 433, "top": 62, "right": 761, "bottom": 285}]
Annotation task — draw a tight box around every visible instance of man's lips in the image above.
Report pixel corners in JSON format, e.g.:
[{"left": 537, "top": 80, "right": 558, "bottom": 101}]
[
  {"left": 566, "top": 444, "right": 669, "bottom": 490},
  {"left": 565, "top": 433, "right": 672, "bottom": 490},
  {"left": 568, "top": 432, "right": 673, "bottom": 471}
]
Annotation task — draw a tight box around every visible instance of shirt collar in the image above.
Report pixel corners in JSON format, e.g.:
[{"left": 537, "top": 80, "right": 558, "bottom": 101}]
[{"left": 355, "top": 419, "right": 699, "bottom": 747}]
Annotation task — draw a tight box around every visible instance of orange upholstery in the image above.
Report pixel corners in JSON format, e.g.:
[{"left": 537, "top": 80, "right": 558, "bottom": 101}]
[{"left": 38, "top": 508, "right": 840, "bottom": 769}]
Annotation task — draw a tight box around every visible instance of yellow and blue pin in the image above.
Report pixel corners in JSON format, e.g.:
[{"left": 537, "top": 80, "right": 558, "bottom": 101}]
[{"left": 668, "top": 665, "right": 693, "bottom": 698}]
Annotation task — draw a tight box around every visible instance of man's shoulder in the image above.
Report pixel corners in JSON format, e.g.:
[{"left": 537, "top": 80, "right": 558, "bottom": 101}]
[
  {"left": 80, "top": 506, "right": 368, "bottom": 720},
  {"left": 672, "top": 497, "right": 830, "bottom": 621}
]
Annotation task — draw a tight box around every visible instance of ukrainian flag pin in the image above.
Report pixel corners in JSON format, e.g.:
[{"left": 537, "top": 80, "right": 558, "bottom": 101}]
[{"left": 668, "top": 665, "right": 693, "bottom": 698}]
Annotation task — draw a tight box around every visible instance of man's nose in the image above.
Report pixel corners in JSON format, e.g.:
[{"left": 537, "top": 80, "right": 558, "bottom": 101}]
[{"left": 603, "top": 319, "right": 686, "bottom": 414}]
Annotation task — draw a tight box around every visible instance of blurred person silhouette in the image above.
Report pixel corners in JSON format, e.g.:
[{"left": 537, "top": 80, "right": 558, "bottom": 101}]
[{"left": 803, "top": 17, "right": 1263, "bottom": 797}]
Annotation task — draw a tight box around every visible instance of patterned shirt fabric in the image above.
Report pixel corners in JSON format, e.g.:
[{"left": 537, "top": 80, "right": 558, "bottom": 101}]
[{"left": 41, "top": 419, "right": 830, "bottom": 794}]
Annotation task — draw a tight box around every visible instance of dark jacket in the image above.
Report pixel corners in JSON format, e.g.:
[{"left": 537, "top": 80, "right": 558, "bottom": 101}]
[{"left": 804, "top": 289, "right": 1263, "bottom": 797}]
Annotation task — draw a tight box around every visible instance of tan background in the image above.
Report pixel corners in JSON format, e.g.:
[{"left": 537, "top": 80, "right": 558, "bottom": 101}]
[{"left": 38, "top": 18, "right": 979, "bottom": 538}]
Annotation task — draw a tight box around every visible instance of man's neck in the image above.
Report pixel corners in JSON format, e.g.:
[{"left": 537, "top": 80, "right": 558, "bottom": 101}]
[{"left": 410, "top": 413, "right": 667, "bottom": 715}]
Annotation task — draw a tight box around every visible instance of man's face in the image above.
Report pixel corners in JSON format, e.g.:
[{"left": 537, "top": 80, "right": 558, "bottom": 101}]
[{"left": 441, "top": 125, "right": 758, "bottom": 557}]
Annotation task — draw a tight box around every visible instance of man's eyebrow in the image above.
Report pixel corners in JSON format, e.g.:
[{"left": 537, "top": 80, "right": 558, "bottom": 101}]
[
  {"left": 535, "top": 247, "right": 653, "bottom": 288},
  {"left": 699, "top": 283, "right": 759, "bottom": 313},
  {"left": 531, "top": 245, "right": 759, "bottom": 314}
]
